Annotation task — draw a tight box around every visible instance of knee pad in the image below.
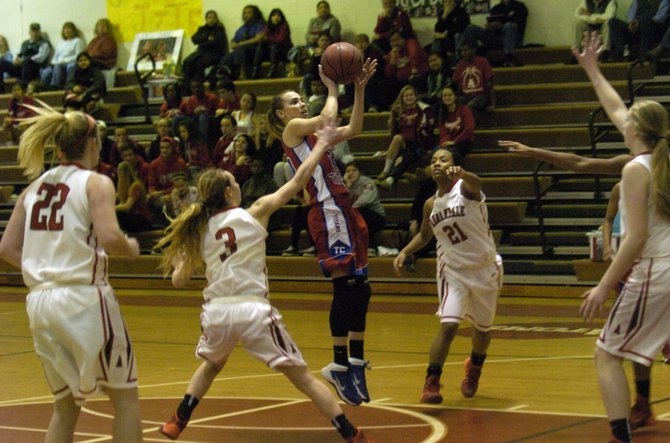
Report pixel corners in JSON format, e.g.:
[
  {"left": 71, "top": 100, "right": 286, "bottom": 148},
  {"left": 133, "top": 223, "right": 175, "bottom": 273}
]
[
  {"left": 349, "top": 277, "right": 371, "bottom": 332},
  {"left": 329, "top": 277, "right": 352, "bottom": 337}
]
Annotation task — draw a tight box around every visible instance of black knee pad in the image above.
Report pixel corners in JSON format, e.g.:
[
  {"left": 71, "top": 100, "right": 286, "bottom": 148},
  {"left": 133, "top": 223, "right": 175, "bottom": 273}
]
[
  {"left": 329, "top": 276, "right": 352, "bottom": 337},
  {"left": 349, "top": 277, "right": 371, "bottom": 332}
]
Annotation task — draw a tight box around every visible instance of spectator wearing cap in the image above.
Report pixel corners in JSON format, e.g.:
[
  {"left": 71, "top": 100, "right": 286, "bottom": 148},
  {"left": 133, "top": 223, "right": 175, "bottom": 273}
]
[
  {"left": 148, "top": 136, "right": 187, "bottom": 199},
  {"left": 167, "top": 172, "right": 199, "bottom": 217},
  {"left": 0, "top": 23, "right": 52, "bottom": 90}
]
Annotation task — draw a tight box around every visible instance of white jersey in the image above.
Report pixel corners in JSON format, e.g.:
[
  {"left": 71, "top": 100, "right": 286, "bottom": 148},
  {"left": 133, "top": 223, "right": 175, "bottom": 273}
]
[
  {"left": 202, "top": 207, "right": 270, "bottom": 301},
  {"left": 619, "top": 154, "right": 670, "bottom": 258},
  {"left": 430, "top": 179, "right": 497, "bottom": 269},
  {"left": 21, "top": 164, "right": 107, "bottom": 289}
]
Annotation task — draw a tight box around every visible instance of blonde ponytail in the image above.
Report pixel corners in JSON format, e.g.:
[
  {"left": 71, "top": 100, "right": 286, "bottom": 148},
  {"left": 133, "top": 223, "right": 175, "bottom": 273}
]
[{"left": 651, "top": 138, "right": 670, "bottom": 218}]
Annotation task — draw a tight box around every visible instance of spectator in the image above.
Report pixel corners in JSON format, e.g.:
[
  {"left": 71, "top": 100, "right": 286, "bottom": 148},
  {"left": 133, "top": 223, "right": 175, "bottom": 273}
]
[
  {"left": 215, "top": 79, "right": 241, "bottom": 117},
  {"left": 108, "top": 125, "right": 146, "bottom": 167},
  {"left": 176, "top": 79, "right": 218, "bottom": 144},
  {"left": 280, "top": 189, "right": 316, "bottom": 256},
  {"left": 115, "top": 150, "right": 153, "bottom": 233},
  {"left": 253, "top": 113, "right": 283, "bottom": 171},
  {"left": 3, "top": 81, "right": 38, "bottom": 144},
  {"left": 97, "top": 120, "right": 114, "bottom": 167},
  {"left": 178, "top": 119, "right": 211, "bottom": 180},
  {"left": 376, "top": 85, "right": 436, "bottom": 190},
  {"left": 452, "top": 41, "right": 495, "bottom": 120},
  {"left": 211, "top": 114, "right": 237, "bottom": 167},
  {"left": 433, "top": 85, "right": 475, "bottom": 165},
  {"left": 217, "top": 5, "right": 265, "bottom": 80},
  {"left": 160, "top": 82, "right": 183, "bottom": 121},
  {"left": 182, "top": 10, "right": 228, "bottom": 95},
  {"left": 166, "top": 171, "right": 199, "bottom": 218},
  {"left": 253, "top": 8, "right": 292, "bottom": 78},
  {"left": 87, "top": 18, "right": 117, "bottom": 69},
  {"left": 65, "top": 51, "right": 107, "bottom": 115},
  {"left": 148, "top": 136, "right": 187, "bottom": 199},
  {"left": 572, "top": 0, "right": 617, "bottom": 54},
  {"left": 423, "top": 52, "right": 454, "bottom": 106},
  {"left": 232, "top": 91, "right": 256, "bottom": 135},
  {"left": 0, "top": 35, "right": 13, "bottom": 82},
  {"left": 373, "top": 0, "right": 419, "bottom": 55},
  {"left": 344, "top": 162, "right": 386, "bottom": 256},
  {"left": 305, "top": 1, "right": 342, "bottom": 49},
  {"left": 380, "top": 31, "right": 429, "bottom": 110},
  {"left": 432, "top": 0, "right": 471, "bottom": 59},
  {"left": 344, "top": 34, "right": 385, "bottom": 112},
  {"left": 609, "top": 0, "right": 670, "bottom": 61},
  {"left": 0, "top": 23, "right": 51, "bottom": 89},
  {"left": 148, "top": 118, "right": 173, "bottom": 162},
  {"left": 42, "top": 21, "right": 85, "bottom": 90},
  {"left": 301, "top": 32, "right": 331, "bottom": 98},
  {"left": 219, "top": 133, "right": 254, "bottom": 186},
  {"left": 460, "top": 0, "right": 528, "bottom": 67},
  {"left": 241, "top": 158, "right": 278, "bottom": 207},
  {"left": 307, "top": 79, "right": 327, "bottom": 117}
]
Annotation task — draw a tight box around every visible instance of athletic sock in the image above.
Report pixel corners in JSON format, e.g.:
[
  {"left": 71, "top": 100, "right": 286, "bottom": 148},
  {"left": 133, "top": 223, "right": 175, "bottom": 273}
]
[
  {"left": 427, "top": 364, "right": 442, "bottom": 377},
  {"left": 609, "top": 418, "right": 631, "bottom": 442},
  {"left": 636, "top": 379, "right": 650, "bottom": 399},
  {"left": 470, "top": 352, "right": 487, "bottom": 367},
  {"left": 332, "top": 413, "right": 357, "bottom": 439},
  {"left": 334, "top": 345, "right": 349, "bottom": 366},
  {"left": 350, "top": 339, "right": 364, "bottom": 360},
  {"left": 176, "top": 394, "right": 200, "bottom": 422}
]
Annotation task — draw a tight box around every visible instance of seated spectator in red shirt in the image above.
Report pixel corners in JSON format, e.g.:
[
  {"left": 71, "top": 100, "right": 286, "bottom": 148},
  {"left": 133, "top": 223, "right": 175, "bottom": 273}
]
[
  {"left": 177, "top": 119, "right": 211, "bottom": 181},
  {"left": 432, "top": 85, "right": 475, "bottom": 165},
  {"left": 379, "top": 31, "right": 428, "bottom": 110},
  {"left": 373, "top": 0, "right": 419, "bottom": 55},
  {"left": 160, "top": 82, "right": 182, "bottom": 121},
  {"left": 211, "top": 114, "right": 237, "bottom": 167},
  {"left": 174, "top": 79, "right": 219, "bottom": 145},
  {"left": 148, "top": 118, "right": 174, "bottom": 162},
  {"left": 3, "top": 81, "right": 38, "bottom": 143},
  {"left": 215, "top": 79, "right": 241, "bottom": 116},
  {"left": 452, "top": 41, "right": 495, "bottom": 121},
  {"left": 219, "top": 133, "right": 254, "bottom": 186},
  {"left": 115, "top": 151, "right": 153, "bottom": 233},
  {"left": 108, "top": 125, "right": 147, "bottom": 167},
  {"left": 148, "top": 136, "right": 187, "bottom": 198},
  {"left": 117, "top": 141, "right": 149, "bottom": 189},
  {"left": 87, "top": 18, "right": 117, "bottom": 69},
  {"left": 253, "top": 8, "right": 292, "bottom": 79}
]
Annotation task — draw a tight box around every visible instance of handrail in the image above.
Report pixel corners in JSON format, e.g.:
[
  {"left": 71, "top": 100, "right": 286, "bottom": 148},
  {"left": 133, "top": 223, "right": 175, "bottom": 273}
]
[
  {"left": 134, "top": 53, "right": 156, "bottom": 124},
  {"left": 532, "top": 160, "right": 553, "bottom": 256},
  {"left": 625, "top": 58, "right": 646, "bottom": 106},
  {"left": 587, "top": 106, "right": 604, "bottom": 199}
]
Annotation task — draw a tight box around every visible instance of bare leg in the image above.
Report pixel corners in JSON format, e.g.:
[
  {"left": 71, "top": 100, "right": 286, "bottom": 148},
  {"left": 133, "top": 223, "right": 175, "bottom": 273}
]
[
  {"left": 595, "top": 347, "right": 630, "bottom": 420},
  {"left": 471, "top": 329, "right": 492, "bottom": 355},
  {"left": 105, "top": 387, "right": 143, "bottom": 443},
  {"left": 280, "top": 365, "right": 343, "bottom": 419},
  {"left": 186, "top": 359, "right": 227, "bottom": 400},
  {"left": 429, "top": 322, "right": 459, "bottom": 365},
  {"left": 45, "top": 393, "right": 81, "bottom": 443},
  {"left": 381, "top": 134, "right": 405, "bottom": 175}
]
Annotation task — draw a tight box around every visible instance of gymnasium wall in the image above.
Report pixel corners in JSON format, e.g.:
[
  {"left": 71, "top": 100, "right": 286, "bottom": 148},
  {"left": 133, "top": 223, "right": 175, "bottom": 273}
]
[{"left": 1, "top": 0, "right": 633, "bottom": 71}]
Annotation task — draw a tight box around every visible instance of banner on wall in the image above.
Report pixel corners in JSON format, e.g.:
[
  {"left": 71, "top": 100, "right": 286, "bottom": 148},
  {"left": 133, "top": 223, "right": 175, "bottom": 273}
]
[
  {"left": 399, "top": 0, "right": 490, "bottom": 18},
  {"left": 107, "top": 0, "right": 201, "bottom": 43}
]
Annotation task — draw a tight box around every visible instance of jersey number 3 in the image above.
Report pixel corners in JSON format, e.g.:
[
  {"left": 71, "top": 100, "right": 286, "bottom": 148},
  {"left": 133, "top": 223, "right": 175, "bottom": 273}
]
[
  {"left": 215, "top": 227, "right": 237, "bottom": 262},
  {"left": 30, "top": 183, "right": 71, "bottom": 231},
  {"left": 442, "top": 222, "right": 468, "bottom": 245}
]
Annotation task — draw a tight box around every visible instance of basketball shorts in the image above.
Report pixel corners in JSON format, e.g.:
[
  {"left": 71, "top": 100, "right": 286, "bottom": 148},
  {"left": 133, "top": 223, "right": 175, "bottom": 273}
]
[
  {"left": 597, "top": 257, "right": 670, "bottom": 366},
  {"left": 436, "top": 255, "right": 503, "bottom": 331},
  {"left": 308, "top": 198, "right": 369, "bottom": 277},
  {"left": 26, "top": 284, "right": 137, "bottom": 404},
  {"left": 196, "top": 297, "right": 306, "bottom": 368}
]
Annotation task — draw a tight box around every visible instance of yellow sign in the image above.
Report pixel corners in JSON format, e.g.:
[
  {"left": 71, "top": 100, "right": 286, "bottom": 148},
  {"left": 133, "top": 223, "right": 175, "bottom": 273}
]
[{"left": 107, "top": 0, "right": 202, "bottom": 42}]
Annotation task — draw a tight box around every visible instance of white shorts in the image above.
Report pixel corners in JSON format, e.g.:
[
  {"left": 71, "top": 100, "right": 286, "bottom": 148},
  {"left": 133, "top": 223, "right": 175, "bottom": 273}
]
[
  {"left": 597, "top": 257, "right": 670, "bottom": 366},
  {"left": 196, "top": 297, "right": 306, "bottom": 368},
  {"left": 436, "top": 255, "right": 503, "bottom": 331},
  {"left": 26, "top": 285, "right": 137, "bottom": 404}
]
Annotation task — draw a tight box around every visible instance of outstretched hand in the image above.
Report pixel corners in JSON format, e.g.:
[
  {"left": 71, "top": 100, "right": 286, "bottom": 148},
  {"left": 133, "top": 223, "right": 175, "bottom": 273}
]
[
  {"left": 571, "top": 31, "right": 604, "bottom": 70},
  {"left": 315, "top": 115, "right": 339, "bottom": 147},
  {"left": 445, "top": 165, "right": 465, "bottom": 181},
  {"left": 499, "top": 140, "right": 533, "bottom": 156},
  {"left": 355, "top": 58, "right": 378, "bottom": 88},
  {"left": 579, "top": 285, "right": 609, "bottom": 322}
]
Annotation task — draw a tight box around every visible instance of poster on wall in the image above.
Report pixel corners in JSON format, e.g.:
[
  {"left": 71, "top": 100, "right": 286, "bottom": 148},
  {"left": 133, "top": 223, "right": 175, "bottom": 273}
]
[
  {"left": 107, "top": 0, "right": 201, "bottom": 43},
  {"left": 399, "top": 0, "right": 490, "bottom": 18},
  {"left": 128, "top": 30, "right": 183, "bottom": 71}
]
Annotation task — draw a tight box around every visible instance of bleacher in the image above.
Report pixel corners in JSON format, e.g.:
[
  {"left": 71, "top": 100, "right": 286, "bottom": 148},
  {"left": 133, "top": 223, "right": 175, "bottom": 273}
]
[{"left": 0, "top": 45, "right": 663, "bottom": 296}]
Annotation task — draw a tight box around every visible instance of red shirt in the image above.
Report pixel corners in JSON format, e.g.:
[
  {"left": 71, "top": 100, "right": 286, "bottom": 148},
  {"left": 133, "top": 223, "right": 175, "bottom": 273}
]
[
  {"left": 453, "top": 56, "right": 494, "bottom": 97},
  {"left": 219, "top": 152, "right": 252, "bottom": 186},
  {"left": 211, "top": 134, "right": 235, "bottom": 167},
  {"left": 438, "top": 104, "right": 475, "bottom": 145},
  {"left": 148, "top": 155, "right": 187, "bottom": 193},
  {"left": 217, "top": 94, "right": 241, "bottom": 113},
  {"left": 7, "top": 95, "right": 38, "bottom": 123},
  {"left": 184, "top": 140, "right": 211, "bottom": 167},
  {"left": 179, "top": 93, "right": 219, "bottom": 116},
  {"left": 383, "top": 45, "right": 428, "bottom": 82}
]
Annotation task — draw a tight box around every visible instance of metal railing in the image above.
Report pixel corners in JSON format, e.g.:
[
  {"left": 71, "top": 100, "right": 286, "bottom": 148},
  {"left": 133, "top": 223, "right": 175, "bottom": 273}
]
[
  {"left": 134, "top": 53, "right": 156, "bottom": 124},
  {"left": 532, "top": 161, "right": 554, "bottom": 256}
]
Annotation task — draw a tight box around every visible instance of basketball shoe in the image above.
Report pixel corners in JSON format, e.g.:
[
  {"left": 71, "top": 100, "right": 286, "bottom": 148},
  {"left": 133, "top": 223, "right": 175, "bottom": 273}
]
[
  {"left": 349, "top": 358, "right": 371, "bottom": 402},
  {"left": 420, "top": 374, "right": 443, "bottom": 404},
  {"left": 629, "top": 395, "right": 656, "bottom": 430},
  {"left": 461, "top": 357, "right": 483, "bottom": 398},
  {"left": 347, "top": 428, "right": 373, "bottom": 442},
  {"left": 321, "top": 362, "right": 362, "bottom": 405},
  {"left": 159, "top": 412, "right": 188, "bottom": 440}
]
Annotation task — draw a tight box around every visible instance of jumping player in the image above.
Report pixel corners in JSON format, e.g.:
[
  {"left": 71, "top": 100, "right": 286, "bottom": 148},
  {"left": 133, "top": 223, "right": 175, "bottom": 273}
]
[
  {"left": 393, "top": 148, "right": 503, "bottom": 403},
  {"left": 155, "top": 119, "right": 371, "bottom": 443},
  {"left": 0, "top": 110, "right": 142, "bottom": 442},
  {"left": 268, "top": 58, "right": 377, "bottom": 406},
  {"left": 575, "top": 32, "right": 670, "bottom": 443}
]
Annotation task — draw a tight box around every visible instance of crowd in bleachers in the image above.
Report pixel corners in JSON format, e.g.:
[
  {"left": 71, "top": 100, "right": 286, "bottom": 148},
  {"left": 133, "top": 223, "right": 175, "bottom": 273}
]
[{"left": 3, "top": 0, "right": 670, "bottom": 253}]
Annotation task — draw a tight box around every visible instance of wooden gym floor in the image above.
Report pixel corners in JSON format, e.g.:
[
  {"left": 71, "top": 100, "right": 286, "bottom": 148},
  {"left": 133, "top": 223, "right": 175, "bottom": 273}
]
[{"left": 1, "top": 286, "right": 670, "bottom": 442}]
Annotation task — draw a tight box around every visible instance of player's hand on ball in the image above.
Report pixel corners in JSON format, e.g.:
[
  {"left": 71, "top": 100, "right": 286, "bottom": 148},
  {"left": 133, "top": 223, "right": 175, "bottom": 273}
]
[
  {"left": 318, "top": 64, "right": 337, "bottom": 90},
  {"left": 355, "top": 58, "right": 378, "bottom": 87}
]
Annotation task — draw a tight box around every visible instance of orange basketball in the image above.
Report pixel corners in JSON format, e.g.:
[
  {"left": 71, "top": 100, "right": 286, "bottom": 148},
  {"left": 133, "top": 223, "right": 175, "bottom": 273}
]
[{"left": 320, "top": 42, "right": 363, "bottom": 85}]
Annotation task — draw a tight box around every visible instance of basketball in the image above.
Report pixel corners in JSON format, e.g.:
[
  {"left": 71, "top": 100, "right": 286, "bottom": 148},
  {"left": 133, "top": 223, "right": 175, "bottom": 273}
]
[{"left": 320, "top": 42, "right": 363, "bottom": 85}]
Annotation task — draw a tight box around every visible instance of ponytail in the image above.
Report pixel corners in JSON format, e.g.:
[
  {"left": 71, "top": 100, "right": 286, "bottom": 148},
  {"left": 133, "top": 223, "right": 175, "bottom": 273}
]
[
  {"left": 651, "top": 137, "right": 670, "bottom": 218},
  {"left": 267, "top": 90, "right": 292, "bottom": 139}
]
